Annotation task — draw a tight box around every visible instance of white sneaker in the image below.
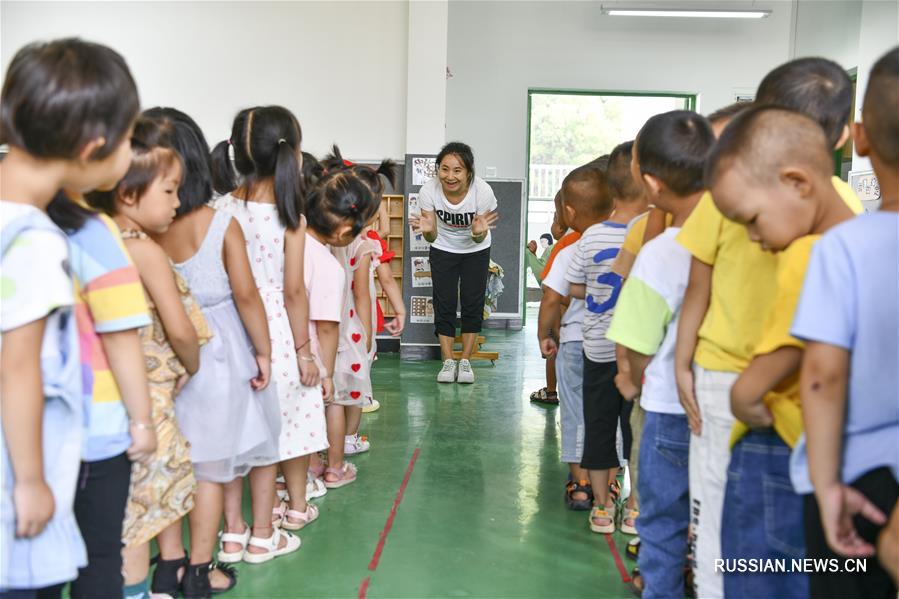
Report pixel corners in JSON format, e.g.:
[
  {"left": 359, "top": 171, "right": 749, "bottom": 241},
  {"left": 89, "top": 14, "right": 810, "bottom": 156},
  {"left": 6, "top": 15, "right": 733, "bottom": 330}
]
[
  {"left": 456, "top": 359, "right": 475, "bottom": 384},
  {"left": 362, "top": 397, "right": 381, "bottom": 413},
  {"left": 344, "top": 434, "right": 370, "bottom": 455},
  {"left": 437, "top": 359, "right": 457, "bottom": 383}
]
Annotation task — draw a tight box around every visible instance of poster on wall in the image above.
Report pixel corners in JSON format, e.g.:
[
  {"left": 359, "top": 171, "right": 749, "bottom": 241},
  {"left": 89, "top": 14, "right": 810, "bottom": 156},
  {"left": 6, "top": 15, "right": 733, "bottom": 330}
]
[
  {"left": 849, "top": 170, "right": 881, "bottom": 212},
  {"left": 407, "top": 193, "right": 430, "bottom": 251},
  {"left": 411, "top": 256, "right": 432, "bottom": 287},
  {"left": 410, "top": 296, "right": 434, "bottom": 324},
  {"left": 412, "top": 157, "right": 437, "bottom": 186}
]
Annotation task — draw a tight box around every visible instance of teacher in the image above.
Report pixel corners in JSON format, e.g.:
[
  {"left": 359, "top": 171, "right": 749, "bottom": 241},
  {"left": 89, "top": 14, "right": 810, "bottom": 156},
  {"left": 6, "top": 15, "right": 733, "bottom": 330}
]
[{"left": 411, "top": 142, "right": 499, "bottom": 385}]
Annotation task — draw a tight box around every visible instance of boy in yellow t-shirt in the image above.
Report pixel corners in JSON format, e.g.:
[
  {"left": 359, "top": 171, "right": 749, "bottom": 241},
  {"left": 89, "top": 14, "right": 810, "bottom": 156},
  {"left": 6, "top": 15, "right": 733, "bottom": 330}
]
[
  {"left": 674, "top": 57, "right": 863, "bottom": 599},
  {"left": 707, "top": 106, "right": 855, "bottom": 599}
]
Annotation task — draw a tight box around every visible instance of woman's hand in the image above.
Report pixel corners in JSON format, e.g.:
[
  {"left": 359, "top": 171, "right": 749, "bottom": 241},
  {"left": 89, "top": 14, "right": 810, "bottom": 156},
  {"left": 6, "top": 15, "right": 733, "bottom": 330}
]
[
  {"left": 409, "top": 211, "right": 437, "bottom": 237},
  {"left": 472, "top": 211, "right": 499, "bottom": 238}
]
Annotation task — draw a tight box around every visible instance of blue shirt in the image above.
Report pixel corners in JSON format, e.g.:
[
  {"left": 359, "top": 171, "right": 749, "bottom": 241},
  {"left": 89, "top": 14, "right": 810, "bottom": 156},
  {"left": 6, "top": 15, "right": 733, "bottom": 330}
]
[{"left": 789, "top": 212, "right": 899, "bottom": 494}]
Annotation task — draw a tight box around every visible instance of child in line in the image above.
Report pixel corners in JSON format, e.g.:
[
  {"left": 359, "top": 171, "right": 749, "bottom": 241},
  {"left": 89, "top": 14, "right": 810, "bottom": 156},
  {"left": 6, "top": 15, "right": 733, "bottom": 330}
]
[
  {"left": 674, "top": 57, "right": 864, "bottom": 598},
  {"left": 303, "top": 171, "right": 380, "bottom": 488},
  {"left": 708, "top": 106, "right": 856, "bottom": 599},
  {"left": 792, "top": 47, "right": 899, "bottom": 599},
  {"left": 85, "top": 118, "right": 207, "bottom": 598},
  {"left": 156, "top": 132, "right": 284, "bottom": 595},
  {"left": 559, "top": 165, "right": 620, "bottom": 533},
  {"left": 0, "top": 38, "right": 140, "bottom": 597},
  {"left": 538, "top": 184, "right": 589, "bottom": 510},
  {"left": 211, "top": 106, "right": 324, "bottom": 555},
  {"left": 607, "top": 111, "right": 715, "bottom": 598}
]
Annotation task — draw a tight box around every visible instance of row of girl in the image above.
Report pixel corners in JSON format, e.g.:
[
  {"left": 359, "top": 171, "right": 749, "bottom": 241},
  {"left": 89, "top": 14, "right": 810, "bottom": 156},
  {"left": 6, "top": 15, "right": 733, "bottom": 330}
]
[{"left": 0, "top": 38, "right": 405, "bottom": 599}]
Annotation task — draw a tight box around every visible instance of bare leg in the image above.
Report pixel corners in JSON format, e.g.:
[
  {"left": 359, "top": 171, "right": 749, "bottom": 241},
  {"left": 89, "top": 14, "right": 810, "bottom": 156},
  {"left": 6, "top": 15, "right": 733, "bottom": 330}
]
[
  {"left": 460, "top": 332, "right": 478, "bottom": 360},
  {"left": 188, "top": 481, "right": 231, "bottom": 590},
  {"left": 156, "top": 520, "right": 186, "bottom": 561},
  {"left": 221, "top": 477, "right": 247, "bottom": 554},
  {"left": 345, "top": 405, "right": 363, "bottom": 437},
  {"left": 279, "top": 456, "right": 309, "bottom": 516},
  {"left": 325, "top": 404, "right": 346, "bottom": 482},
  {"left": 247, "top": 464, "right": 287, "bottom": 554},
  {"left": 122, "top": 542, "right": 150, "bottom": 585},
  {"left": 438, "top": 334, "right": 455, "bottom": 361}
]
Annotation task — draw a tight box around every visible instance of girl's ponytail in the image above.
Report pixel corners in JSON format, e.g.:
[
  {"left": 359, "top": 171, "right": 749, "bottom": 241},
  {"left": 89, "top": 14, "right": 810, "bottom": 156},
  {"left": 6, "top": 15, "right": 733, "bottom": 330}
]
[
  {"left": 273, "top": 139, "right": 302, "bottom": 229},
  {"left": 210, "top": 139, "right": 237, "bottom": 195}
]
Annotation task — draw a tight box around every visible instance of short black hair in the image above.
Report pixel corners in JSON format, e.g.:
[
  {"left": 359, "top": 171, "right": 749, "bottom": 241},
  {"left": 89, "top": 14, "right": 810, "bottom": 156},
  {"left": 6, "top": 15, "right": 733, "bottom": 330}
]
[
  {"left": 540, "top": 233, "right": 553, "bottom": 245},
  {"left": 705, "top": 105, "right": 832, "bottom": 187},
  {"left": 0, "top": 38, "right": 139, "bottom": 159},
  {"left": 636, "top": 110, "right": 715, "bottom": 196},
  {"left": 587, "top": 154, "right": 611, "bottom": 172},
  {"left": 707, "top": 102, "right": 751, "bottom": 125},
  {"left": 305, "top": 171, "right": 378, "bottom": 238},
  {"left": 607, "top": 141, "right": 642, "bottom": 201},
  {"left": 862, "top": 46, "right": 899, "bottom": 167},
  {"left": 142, "top": 107, "right": 214, "bottom": 217},
  {"left": 436, "top": 142, "right": 475, "bottom": 184},
  {"left": 756, "top": 57, "right": 852, "bottom": 148},
  {"left": 211, "top": 105, "right": 305, "bottom": 229},
  {"left": 561, "top": 163, "right": 614, "bottom": 219}
]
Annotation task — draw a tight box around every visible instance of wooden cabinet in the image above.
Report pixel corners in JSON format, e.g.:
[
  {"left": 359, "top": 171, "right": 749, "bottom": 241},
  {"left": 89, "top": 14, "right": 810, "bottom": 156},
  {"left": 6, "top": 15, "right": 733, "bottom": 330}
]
[{"left": 376, "top": 194, "right": 404, "bottom": 318}]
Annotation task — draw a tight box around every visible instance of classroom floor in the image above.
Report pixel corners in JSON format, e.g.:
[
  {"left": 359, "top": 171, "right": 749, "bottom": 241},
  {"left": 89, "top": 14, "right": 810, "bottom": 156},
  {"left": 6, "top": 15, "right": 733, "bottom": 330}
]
[{"left": 229, "top": 313, "right": 633, "bottom": 598}]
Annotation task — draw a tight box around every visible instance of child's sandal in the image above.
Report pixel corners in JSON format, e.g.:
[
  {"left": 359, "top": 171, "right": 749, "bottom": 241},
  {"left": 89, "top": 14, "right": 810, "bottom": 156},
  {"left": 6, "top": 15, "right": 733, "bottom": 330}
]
[
  {"left": 323, "top": 463, "right": 357, "bottom": 489},
  {"left": 565, "top": 480, "right": 593, "bottom": 511},
  {"left": 271, "top": 501, "right": 288, "bottom": 528},
  {"left": 216, "top": 523, "right": 250, "bottom": 563},
  {"left": 281, "top": 504, "right": 319, "bottom": 531},
  {"left": 242, "top": 528, "right": 301, "bottom": 564},
  {"left": 589, "top": 504, "right": 616, "bottom": 534},
  {"left": 626, "top": 537, "right": 640, "bottom": 560},
  {"left": 306, "top": 474, "right": 327, "bottom": 500},
  {"left": 620, "top": 508, "right": 639, "bottom": 535},
  {"left": 150, "top": 554, "right": 188, "bottom": 596}
]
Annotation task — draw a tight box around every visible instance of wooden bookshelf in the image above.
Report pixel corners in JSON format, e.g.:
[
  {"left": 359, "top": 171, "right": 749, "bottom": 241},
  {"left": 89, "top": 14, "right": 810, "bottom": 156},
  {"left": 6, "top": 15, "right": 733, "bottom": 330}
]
[{"left": 376, "top": 194, "right": 405, "bottom": 318}]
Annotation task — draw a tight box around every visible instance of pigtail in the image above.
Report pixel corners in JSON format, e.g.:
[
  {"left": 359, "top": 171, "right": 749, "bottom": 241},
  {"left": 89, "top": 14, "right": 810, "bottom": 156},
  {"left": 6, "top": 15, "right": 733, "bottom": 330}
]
[
  {"left": 210, "top": 139, "right": 238, "bottom": 195},
  {"left": 375, "top": 159, "right": 398, "bottom": 191},
  {"left": 273, "top": 139, "right": 302, "bottom": 229}
]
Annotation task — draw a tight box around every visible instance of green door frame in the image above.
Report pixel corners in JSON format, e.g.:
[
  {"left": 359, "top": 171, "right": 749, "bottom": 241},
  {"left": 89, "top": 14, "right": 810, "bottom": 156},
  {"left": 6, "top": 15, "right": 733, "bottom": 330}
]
[{"left": 522, "top": 88, "right": 698, "bottom": 322}]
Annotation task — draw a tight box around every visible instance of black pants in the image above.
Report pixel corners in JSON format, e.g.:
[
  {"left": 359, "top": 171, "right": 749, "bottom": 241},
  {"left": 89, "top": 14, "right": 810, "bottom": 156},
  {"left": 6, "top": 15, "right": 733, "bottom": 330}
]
[
  {"left": 804, "top": 467, "right": 899, "bottom": 599},
  {"left": 429, "top": 246, "right": 491, "bottom": 339},
  {"left": 70, "top": 452, "right": 132, "bottom": 599},
  {"left": 581, "top": 356, "right": 626, "bottom": 470},
  {"left": 0, "top": 584, "right": 64, "bottom": 599}
]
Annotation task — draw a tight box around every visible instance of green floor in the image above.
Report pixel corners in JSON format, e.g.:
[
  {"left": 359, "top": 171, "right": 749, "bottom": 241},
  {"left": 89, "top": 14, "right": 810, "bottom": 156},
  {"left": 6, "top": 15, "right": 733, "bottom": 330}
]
[{"left": 230, "top": 317, "right": 633, "bottom": 598}]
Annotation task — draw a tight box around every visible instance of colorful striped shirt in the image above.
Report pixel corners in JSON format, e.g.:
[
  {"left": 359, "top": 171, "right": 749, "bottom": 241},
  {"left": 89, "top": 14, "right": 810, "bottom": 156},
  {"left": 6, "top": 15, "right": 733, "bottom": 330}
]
[{"left": 67, "top": 212, "right": 150, "bottom": 461}]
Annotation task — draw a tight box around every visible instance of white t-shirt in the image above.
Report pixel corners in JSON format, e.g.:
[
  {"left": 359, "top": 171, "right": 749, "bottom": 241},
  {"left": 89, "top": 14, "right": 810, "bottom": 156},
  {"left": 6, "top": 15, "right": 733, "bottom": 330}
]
[
  {"left": 418, "top": 176, "right": 497, "bottom": 254},
  {"left": 565, "top": 221, "right": 628, "bottom": 362},
  {"left": 607, "top": 228, "right": 688, "bottom": 415},
  {"left": 541, "top": 244, "right": 584, "bottom": 344}
]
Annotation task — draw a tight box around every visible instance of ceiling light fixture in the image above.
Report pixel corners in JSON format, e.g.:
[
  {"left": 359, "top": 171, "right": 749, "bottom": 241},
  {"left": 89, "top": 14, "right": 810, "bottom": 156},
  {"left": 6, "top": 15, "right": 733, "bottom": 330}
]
[{"left": 602, "top": 7, "right": 772, "bottom": 19}]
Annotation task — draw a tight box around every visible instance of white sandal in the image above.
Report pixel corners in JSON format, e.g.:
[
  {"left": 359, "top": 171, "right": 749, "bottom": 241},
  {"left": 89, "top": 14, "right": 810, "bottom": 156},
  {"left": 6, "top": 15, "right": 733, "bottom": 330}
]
[
  {"left": 217, "top": 523, "right": 251, "bottom": 563},
  {"left": 281, "top": 504, "right": 319, "bottom": 531},
  {"left": 271, "top": 500, "right": 287, "bottom": 528},
  {"left": 242, "top": 528, "right": 301, "bottom": 564},
  {"left": 306, "top": 475, "right": 327, "bottom": 500}
]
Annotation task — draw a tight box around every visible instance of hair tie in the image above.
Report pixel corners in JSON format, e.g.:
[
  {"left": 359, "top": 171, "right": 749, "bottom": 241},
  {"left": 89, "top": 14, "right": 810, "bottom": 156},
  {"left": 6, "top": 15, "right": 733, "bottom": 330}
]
[
  {"left": 350, "top": 203, "right": 357, "bottom": 210},
  {"left": 278, "top": 138, "right": 287, "bottom": 145},
  {"left": 343, "top": 159, "right": 354, "bottom": 167}
]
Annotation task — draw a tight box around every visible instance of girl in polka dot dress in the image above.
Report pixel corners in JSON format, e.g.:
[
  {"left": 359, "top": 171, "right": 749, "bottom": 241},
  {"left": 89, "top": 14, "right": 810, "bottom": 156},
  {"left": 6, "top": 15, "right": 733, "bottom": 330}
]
[{"left": 210, "top": 106, "right": 323, "bottom": 561}]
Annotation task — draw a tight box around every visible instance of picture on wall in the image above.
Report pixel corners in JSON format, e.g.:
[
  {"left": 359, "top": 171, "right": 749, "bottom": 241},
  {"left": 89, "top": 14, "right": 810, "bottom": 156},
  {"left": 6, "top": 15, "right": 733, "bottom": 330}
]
[
  {"left": 411, "top": 256, "right": 432, "bottom": 287},
  {"left": 412, "top": 157, "right": 437, "bottom": 186},
  {"left": 407, "top": 193, "right": 430, "bottom": 251},
  {"left": 410, "top": 296, "right": 434, "bottom": 324}
]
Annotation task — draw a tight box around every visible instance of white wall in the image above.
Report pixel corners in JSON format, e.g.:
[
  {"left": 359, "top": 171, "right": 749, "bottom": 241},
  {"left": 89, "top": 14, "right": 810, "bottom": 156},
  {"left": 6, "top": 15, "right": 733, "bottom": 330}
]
[
  {"left": 406, "top": 0, "right": 448, "bottom": 154},
  {"left": 445, "top": 0, "right": 795, "bottom": 180},
  {"left": 0, "top": 1, "right": 409, "bottom": 161},
  {"left": 793, "top": 0, "right": 863, "bottom": 69}
]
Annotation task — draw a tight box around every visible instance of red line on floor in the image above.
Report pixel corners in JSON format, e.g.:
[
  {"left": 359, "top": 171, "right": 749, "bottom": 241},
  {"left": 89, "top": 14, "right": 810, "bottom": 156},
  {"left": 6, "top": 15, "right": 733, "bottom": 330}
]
[
  {"left": 368, "top": 447, "right": 421, "bottom": 572},
  {"left": 358, "top": 576, "right": 371, "bottom": 599},
  {"left": 605, "top": 534, "right": 632, "bottom": 583}
]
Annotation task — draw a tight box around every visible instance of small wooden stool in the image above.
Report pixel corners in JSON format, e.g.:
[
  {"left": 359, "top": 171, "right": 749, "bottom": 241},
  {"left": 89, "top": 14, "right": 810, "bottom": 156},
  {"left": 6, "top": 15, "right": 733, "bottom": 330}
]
[{"left": 452, "top": 335, "right": 499, "bottom": 364}]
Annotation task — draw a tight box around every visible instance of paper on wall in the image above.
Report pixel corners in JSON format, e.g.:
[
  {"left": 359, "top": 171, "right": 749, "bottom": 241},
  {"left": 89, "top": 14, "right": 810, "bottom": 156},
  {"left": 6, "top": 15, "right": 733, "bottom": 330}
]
[
  {"left": 411, "top": 256, "right": 432, "bottom": 287},
  {"left": 412, "top": 157, "right": 437, "bottom": 186},
  {"left": 410, "top": 295, "right": 434, "bottom": 324}
]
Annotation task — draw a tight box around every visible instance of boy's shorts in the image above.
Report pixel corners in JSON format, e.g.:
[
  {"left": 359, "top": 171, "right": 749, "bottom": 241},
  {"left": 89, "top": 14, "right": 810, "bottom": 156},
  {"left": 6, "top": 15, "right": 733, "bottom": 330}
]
[
  {"left": 581, "top": 355, "right": 625, "bottom": 471},
  {"left": 556, "top": 341, "right": 585, "bottom": 464}
]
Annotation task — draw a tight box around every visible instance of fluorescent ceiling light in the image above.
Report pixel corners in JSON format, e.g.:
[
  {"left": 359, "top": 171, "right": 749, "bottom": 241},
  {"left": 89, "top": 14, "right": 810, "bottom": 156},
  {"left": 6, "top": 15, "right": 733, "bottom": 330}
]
[{"left": 603, "top": 8, "right": 771, "bottom": 19}]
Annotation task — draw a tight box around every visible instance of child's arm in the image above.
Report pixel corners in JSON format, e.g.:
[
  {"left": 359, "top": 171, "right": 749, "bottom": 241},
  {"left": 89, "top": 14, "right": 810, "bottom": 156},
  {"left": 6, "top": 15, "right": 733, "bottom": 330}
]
[
  {"left": 643, "top": 207, "right": 668, "bottom": 245},
  {"left": 537, "top": 286, "right": 563, "bottom": 357},
  {"left": 0, "top": 319, "right": 54, "bottom": 538},
  {"left": 568, "top": 283, "right": 586, "bottom": 299},
  {"left": 222, "top": 219, "right": 272, "bottom": 390},
  {"left": 615, "top": 344, "right": 640, "bottom": 400},
  {"left": 100, "top": 330, "right": 156, "bottom": 463},
  {"left": 284, "top": 222, "right": 319, "bottom": 387},
  {"left": 376, "top": 262, "right": 406, "bottom": 336},
  {"left": 624, "top": 348, "right": 652, "bottom": 390},
  {"left": 802, "top": 341, "right": 886, "bottom": 557},
  {"left": 353, "top": 255, "right": 374, "bottom": 352},
  {"left": 376, "top": 202, "right": 390, "bottom": 239},
  {"left": 316, "top": 320, "right": 340, "bottom": 402},
  {"left": 730, "top": 347, "right": 800, "bottom": 428},
  {"left": 128, "top": 239, "right": 200, "bottom": 374},
  {"left": 674, "top": 257, "right": 711, "bottom": 435}
]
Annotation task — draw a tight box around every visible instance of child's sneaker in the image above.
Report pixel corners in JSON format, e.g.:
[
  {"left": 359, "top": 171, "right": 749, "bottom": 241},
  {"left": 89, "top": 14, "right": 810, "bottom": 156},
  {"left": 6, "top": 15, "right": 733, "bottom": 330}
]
[
  {"left": 362, "top": 397, "right": 380, "bottom": 413},
  {"left": 456, "top": 359, "right": 474, "bottom": 384},
  {"left": 344, "top": 433, "right": 370, "bottom": 455},
  {"left": 437, "top": 359, "right": 457, "bottom": 383}
]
